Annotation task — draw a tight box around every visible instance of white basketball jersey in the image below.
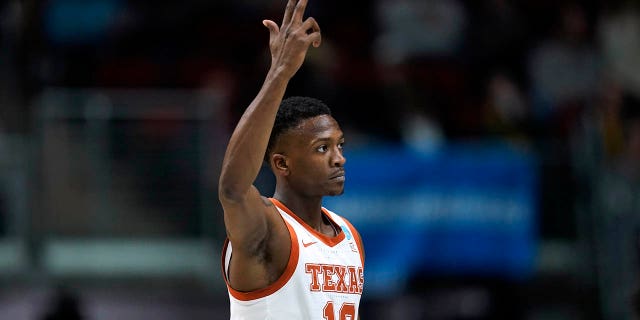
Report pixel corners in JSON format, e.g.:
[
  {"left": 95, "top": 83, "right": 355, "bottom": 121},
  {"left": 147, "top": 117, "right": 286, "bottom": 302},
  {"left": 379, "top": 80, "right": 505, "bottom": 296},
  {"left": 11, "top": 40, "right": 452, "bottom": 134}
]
[{"left": 222, "top": 198, "right": 365, "bottom": 320}]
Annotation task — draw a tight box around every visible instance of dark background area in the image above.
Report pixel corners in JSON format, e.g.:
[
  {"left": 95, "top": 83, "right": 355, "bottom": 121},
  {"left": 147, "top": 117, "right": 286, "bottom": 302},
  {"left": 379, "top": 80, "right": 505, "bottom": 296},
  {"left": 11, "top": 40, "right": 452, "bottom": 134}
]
[{"left": 0, "top": 0, "right": 639, "bottom": 319}]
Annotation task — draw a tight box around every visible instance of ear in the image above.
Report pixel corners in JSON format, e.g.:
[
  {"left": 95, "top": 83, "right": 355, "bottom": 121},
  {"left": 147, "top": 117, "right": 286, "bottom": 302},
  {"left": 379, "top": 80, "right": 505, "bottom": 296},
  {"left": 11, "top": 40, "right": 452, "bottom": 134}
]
[{"left": 272, "top": 153, "right": 290, "bottom": 176}]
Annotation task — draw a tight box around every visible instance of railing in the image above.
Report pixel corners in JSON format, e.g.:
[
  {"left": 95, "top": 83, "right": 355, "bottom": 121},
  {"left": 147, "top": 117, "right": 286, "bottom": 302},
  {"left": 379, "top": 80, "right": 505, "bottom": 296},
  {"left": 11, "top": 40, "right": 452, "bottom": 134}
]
[
  {"left": 0, "top": 88, "right": 229, "bottom": 286},
  {"left": 0, "top": 134, "right": 31, "bottom": 276}
]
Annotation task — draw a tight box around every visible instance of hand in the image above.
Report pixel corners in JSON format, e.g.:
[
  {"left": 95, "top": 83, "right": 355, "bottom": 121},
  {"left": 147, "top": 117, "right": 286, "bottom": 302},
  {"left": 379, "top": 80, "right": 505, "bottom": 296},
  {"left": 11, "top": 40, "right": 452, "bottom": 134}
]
[{"left": 262, "top": 0, "right": 321, "bottom": 78}]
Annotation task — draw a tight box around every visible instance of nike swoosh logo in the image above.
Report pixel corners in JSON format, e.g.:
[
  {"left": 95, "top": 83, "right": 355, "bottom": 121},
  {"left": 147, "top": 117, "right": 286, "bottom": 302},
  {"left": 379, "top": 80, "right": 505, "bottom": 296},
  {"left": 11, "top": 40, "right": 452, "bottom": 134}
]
[{"left": 302, "top": 240, "right": 318, "bottom": 247}]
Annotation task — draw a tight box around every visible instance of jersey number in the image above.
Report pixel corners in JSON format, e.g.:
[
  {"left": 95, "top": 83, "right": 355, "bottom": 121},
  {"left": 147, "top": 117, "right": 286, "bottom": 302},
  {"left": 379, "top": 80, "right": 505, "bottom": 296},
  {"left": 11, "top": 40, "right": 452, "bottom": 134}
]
[{"left": 323, "top": 301, "right": 356, "bottom": 320}]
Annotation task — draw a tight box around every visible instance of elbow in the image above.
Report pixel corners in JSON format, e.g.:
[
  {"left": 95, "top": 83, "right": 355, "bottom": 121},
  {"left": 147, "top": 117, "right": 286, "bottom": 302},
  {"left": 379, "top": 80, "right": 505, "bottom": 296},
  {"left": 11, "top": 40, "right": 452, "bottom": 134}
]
[
  {"left": 218, "top": 178, "right": 246, "bottom": 203},
  {"left": 218, "top": 186, "right": 243, "bottom": 203}
]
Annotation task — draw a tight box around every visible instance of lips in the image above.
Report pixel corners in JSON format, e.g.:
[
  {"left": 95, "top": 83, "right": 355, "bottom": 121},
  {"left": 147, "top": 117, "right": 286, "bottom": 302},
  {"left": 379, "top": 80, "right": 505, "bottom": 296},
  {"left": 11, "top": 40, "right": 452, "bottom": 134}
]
[{"left": 329, "top": 170, "right": 346, "bottom": 180}]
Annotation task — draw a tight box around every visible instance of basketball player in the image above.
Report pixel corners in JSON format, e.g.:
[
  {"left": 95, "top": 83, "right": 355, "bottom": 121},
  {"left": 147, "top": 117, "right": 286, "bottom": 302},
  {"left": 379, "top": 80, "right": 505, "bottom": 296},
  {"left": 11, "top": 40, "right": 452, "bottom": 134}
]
[{"left": 218, "top": 0, "right": 364, "bottom": 319}]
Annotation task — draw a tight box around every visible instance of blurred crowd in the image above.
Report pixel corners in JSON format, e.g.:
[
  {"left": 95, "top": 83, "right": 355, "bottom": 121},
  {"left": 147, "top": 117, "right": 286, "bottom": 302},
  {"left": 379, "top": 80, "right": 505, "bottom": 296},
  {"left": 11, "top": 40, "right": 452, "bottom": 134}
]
[
  {"left": 1, "top": 0, "right": 639, "bottom": 319},
  {"left": 2, "top": 0, "right": 635, "bottom": 236}
]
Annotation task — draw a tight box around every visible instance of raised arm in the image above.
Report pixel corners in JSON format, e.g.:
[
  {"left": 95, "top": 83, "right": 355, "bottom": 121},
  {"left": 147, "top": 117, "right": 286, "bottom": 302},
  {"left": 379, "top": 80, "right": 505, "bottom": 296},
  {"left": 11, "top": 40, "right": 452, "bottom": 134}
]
[{"left": 219, "top": 0, "right": 320, "bottom": 258}]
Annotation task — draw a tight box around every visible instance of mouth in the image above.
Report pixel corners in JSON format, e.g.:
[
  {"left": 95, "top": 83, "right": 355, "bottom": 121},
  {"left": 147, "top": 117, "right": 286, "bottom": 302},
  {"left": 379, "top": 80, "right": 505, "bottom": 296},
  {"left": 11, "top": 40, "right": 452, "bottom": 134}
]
[{"left": 329, "top": 170, "right": 346, "bottom": 181}]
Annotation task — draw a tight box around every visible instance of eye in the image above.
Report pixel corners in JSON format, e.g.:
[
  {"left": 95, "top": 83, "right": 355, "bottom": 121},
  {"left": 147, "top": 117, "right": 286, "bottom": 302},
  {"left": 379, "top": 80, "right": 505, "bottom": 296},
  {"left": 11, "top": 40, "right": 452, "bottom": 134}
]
[
  {"left": 338, "top": 142, "right": 345, "bottom": 149},
  {"left": 317, "top": 145, "right": 328, "bottom": 153}
]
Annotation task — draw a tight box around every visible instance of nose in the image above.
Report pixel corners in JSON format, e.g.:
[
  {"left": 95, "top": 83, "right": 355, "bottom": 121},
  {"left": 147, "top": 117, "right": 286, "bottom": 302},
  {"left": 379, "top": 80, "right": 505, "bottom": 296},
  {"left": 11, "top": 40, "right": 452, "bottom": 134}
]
[{"left": 332, "top": 148, "right": 346, "bottom": 167}]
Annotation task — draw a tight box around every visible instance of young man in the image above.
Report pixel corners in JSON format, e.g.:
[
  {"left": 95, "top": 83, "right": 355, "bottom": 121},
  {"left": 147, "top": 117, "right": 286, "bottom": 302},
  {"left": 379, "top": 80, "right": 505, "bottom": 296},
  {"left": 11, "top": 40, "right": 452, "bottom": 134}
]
[{"left": 218, "top": 0, "right": 364, "bottom": 319}]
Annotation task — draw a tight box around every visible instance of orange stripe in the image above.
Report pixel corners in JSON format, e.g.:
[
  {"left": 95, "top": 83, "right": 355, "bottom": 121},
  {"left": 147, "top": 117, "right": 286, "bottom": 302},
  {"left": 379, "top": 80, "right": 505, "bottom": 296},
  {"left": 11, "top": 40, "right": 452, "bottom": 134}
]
[
  {"left": 269, "top": 198, "right": 345, "bottom": 247},
  {"left": 220, "top": 219, "right": 300, "bottom": 301},
  {"left": 342, "top": 217, "right": 365, "bottom": 267}
]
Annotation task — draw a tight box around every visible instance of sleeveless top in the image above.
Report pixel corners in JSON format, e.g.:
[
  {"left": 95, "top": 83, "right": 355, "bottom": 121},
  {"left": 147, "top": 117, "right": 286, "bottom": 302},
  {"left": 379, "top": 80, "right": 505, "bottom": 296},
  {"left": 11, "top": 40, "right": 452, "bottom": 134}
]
[{"left": 222, "top": 198, "right": 365, "bottom": 319}]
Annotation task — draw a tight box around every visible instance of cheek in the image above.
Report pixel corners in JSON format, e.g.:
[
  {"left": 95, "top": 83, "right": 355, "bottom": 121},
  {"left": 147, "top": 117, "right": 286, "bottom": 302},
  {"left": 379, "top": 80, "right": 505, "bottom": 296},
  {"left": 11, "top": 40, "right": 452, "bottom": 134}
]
[
  {"left": 291, "top": 157, "right": 325, "bottom": 178},
  {"left": 296, "top": 164, "right": 319, "bottom": 180}
]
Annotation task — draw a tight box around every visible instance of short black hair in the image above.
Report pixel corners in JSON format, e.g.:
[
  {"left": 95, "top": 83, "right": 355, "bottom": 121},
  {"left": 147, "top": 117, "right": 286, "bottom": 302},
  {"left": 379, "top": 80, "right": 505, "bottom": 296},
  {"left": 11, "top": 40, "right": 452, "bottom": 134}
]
[{"left": 265, "top": 96, "right": 332, "bottom": 162}]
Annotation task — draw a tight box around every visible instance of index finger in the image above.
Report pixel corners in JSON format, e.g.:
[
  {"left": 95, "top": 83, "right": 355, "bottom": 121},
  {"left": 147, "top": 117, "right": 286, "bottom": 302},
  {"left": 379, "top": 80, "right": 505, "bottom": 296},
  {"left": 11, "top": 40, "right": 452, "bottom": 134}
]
[
  {"left": 281, "top": 0, "right": 297, "bottom": 27},
  {"left": 291, "top": 0, "right": 309, "bottom": 24}
]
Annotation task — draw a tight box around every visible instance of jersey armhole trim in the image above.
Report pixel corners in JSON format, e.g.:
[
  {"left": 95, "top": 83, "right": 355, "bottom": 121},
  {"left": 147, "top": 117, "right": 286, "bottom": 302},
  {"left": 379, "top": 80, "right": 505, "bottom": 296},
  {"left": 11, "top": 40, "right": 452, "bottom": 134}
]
[
  {"left": 342, "top": 218, "right": 365, "bottom": 267},
  {"left": 220, "top": 219, "right": 300, "bottom": 301}
]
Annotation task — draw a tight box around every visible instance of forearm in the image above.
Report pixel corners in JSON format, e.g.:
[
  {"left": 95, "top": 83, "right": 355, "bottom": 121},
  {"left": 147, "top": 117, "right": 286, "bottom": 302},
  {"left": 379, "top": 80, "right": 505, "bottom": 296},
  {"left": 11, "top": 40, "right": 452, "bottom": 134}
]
[
  {"left": 218, "top": 68, "right": 290, "bottom": 200},
  {"left": 220, "top": 0, "right": 320, "bottom": 200}
]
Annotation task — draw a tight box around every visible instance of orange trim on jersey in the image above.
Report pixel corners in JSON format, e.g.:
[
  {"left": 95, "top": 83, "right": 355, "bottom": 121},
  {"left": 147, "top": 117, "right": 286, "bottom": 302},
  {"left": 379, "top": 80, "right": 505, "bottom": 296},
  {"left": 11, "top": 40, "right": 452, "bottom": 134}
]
[
  {"left": 342, "top": 217, "right": 365, "bottom": 267},
  {"left": 220, "top": 219, "right": 300, "bottom": 301},
  {"left": 269, "top": 198, "right": 345, "bottom": 247}
]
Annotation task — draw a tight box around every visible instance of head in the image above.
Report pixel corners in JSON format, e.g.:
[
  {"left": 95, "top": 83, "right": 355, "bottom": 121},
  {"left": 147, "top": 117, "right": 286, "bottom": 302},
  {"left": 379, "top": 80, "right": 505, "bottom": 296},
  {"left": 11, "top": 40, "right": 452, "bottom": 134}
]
[{"left": 265, "top": 96, "right": 346, "bottom": 197}]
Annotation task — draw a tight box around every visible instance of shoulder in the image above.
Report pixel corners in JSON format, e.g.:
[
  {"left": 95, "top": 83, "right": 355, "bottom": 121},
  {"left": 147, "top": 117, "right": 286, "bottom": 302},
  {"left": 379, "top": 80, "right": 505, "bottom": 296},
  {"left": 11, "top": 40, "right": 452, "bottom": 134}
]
[{"left": 324, "top": 207, "right": 366, "bottom": 265}]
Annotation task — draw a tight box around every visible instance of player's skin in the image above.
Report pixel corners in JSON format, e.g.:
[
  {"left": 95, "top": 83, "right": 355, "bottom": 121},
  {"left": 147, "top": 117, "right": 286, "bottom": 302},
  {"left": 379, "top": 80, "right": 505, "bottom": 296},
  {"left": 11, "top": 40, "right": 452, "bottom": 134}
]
[{"left": 218, "top": 0, "right": 346, "bottom": 292}]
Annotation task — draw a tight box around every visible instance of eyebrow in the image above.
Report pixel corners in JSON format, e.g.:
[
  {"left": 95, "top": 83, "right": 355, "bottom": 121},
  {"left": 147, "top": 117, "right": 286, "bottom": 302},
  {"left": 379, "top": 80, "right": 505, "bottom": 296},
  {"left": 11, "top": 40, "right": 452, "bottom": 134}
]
[{"left": 310, "top": 134, "right": 344, "bottom": 145}]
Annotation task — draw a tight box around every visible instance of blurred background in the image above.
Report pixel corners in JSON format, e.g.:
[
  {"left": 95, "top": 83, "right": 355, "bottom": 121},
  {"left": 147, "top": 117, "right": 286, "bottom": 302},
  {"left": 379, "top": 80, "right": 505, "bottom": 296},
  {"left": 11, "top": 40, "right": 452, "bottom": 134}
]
[{"left": 0, "top": 0, "right": 639, "bottom": 319}]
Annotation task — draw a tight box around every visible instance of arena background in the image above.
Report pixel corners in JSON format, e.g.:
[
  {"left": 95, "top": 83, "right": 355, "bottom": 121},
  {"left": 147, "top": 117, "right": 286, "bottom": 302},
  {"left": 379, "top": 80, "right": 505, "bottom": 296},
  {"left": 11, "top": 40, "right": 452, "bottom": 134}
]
[{"left": 0, "top": 0, "right": 639, "bottom": 319}]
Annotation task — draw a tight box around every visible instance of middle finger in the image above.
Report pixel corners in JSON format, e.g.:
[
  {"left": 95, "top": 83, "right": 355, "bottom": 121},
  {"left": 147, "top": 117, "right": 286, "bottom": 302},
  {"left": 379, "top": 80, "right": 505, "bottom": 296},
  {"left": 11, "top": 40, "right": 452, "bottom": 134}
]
[
  {"left": 291, "top": 0, "right": 309, "bottom": 25},
  {"left": 281, "top": 0, "right": 297, "bottom": 27}
]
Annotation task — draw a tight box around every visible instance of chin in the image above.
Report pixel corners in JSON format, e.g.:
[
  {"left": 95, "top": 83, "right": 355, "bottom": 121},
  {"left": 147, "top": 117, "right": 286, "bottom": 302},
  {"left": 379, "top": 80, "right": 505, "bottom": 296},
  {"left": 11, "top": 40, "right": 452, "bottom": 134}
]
[{"left": 326, "top": 188, "right": 345, "bottom": 196}]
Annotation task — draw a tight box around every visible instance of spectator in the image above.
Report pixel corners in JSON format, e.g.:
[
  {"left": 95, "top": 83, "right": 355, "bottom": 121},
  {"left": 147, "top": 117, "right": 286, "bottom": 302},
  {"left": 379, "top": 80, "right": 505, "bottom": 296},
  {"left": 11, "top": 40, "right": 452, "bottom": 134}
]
[
  {"left": 527, "top": 2, "right": 601, "bottom": 239},
  {"left": 528, "top": 2, "right": 601, "bottom": 124},
  {"left": 466, "top": 0, "right": 528, "bottom": 84},
  {"left": 482, "top": 71, "right": 530, "bottom": 143},
  {"left": 598, "top": 2, "right": 640, "bottom": 100},
  {"left": 374, "top": 0, "right": 467, "bottom": 65},
  {"left": 593, "top": 99, "right": 640, "bottom": 320},
  {"left": 40, "top": 288, "right": 84, "bottom": 320}
]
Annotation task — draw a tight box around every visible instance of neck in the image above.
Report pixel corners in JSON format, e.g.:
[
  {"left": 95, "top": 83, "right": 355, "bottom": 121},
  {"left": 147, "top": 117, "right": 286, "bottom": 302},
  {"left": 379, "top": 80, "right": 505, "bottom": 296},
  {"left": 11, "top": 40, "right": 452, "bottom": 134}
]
[{"left": 273, "top": 189, "right": 325, "bottom": 231}]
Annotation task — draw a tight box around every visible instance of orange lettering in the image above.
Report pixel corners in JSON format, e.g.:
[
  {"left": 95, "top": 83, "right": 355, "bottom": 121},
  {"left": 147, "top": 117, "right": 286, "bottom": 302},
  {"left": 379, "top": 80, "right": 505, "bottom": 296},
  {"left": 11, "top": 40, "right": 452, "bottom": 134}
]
[
  {"left": 308, "top": 263, "right": 363, "bottom": 294},
  {"left": 324, "top": 301, "right": 357, "bottom": 320},
  {"left": 334, "top": 265, "right": 348, "bottom": 293},
  {"left": 347, "top": 266, "right": 358, "bottom": 294},
  {"left": 322, "top": 264, "right": 336, "bottom": 292},
  {"left": 305, "top": 263, "right": 322, "bottom": 291}
]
